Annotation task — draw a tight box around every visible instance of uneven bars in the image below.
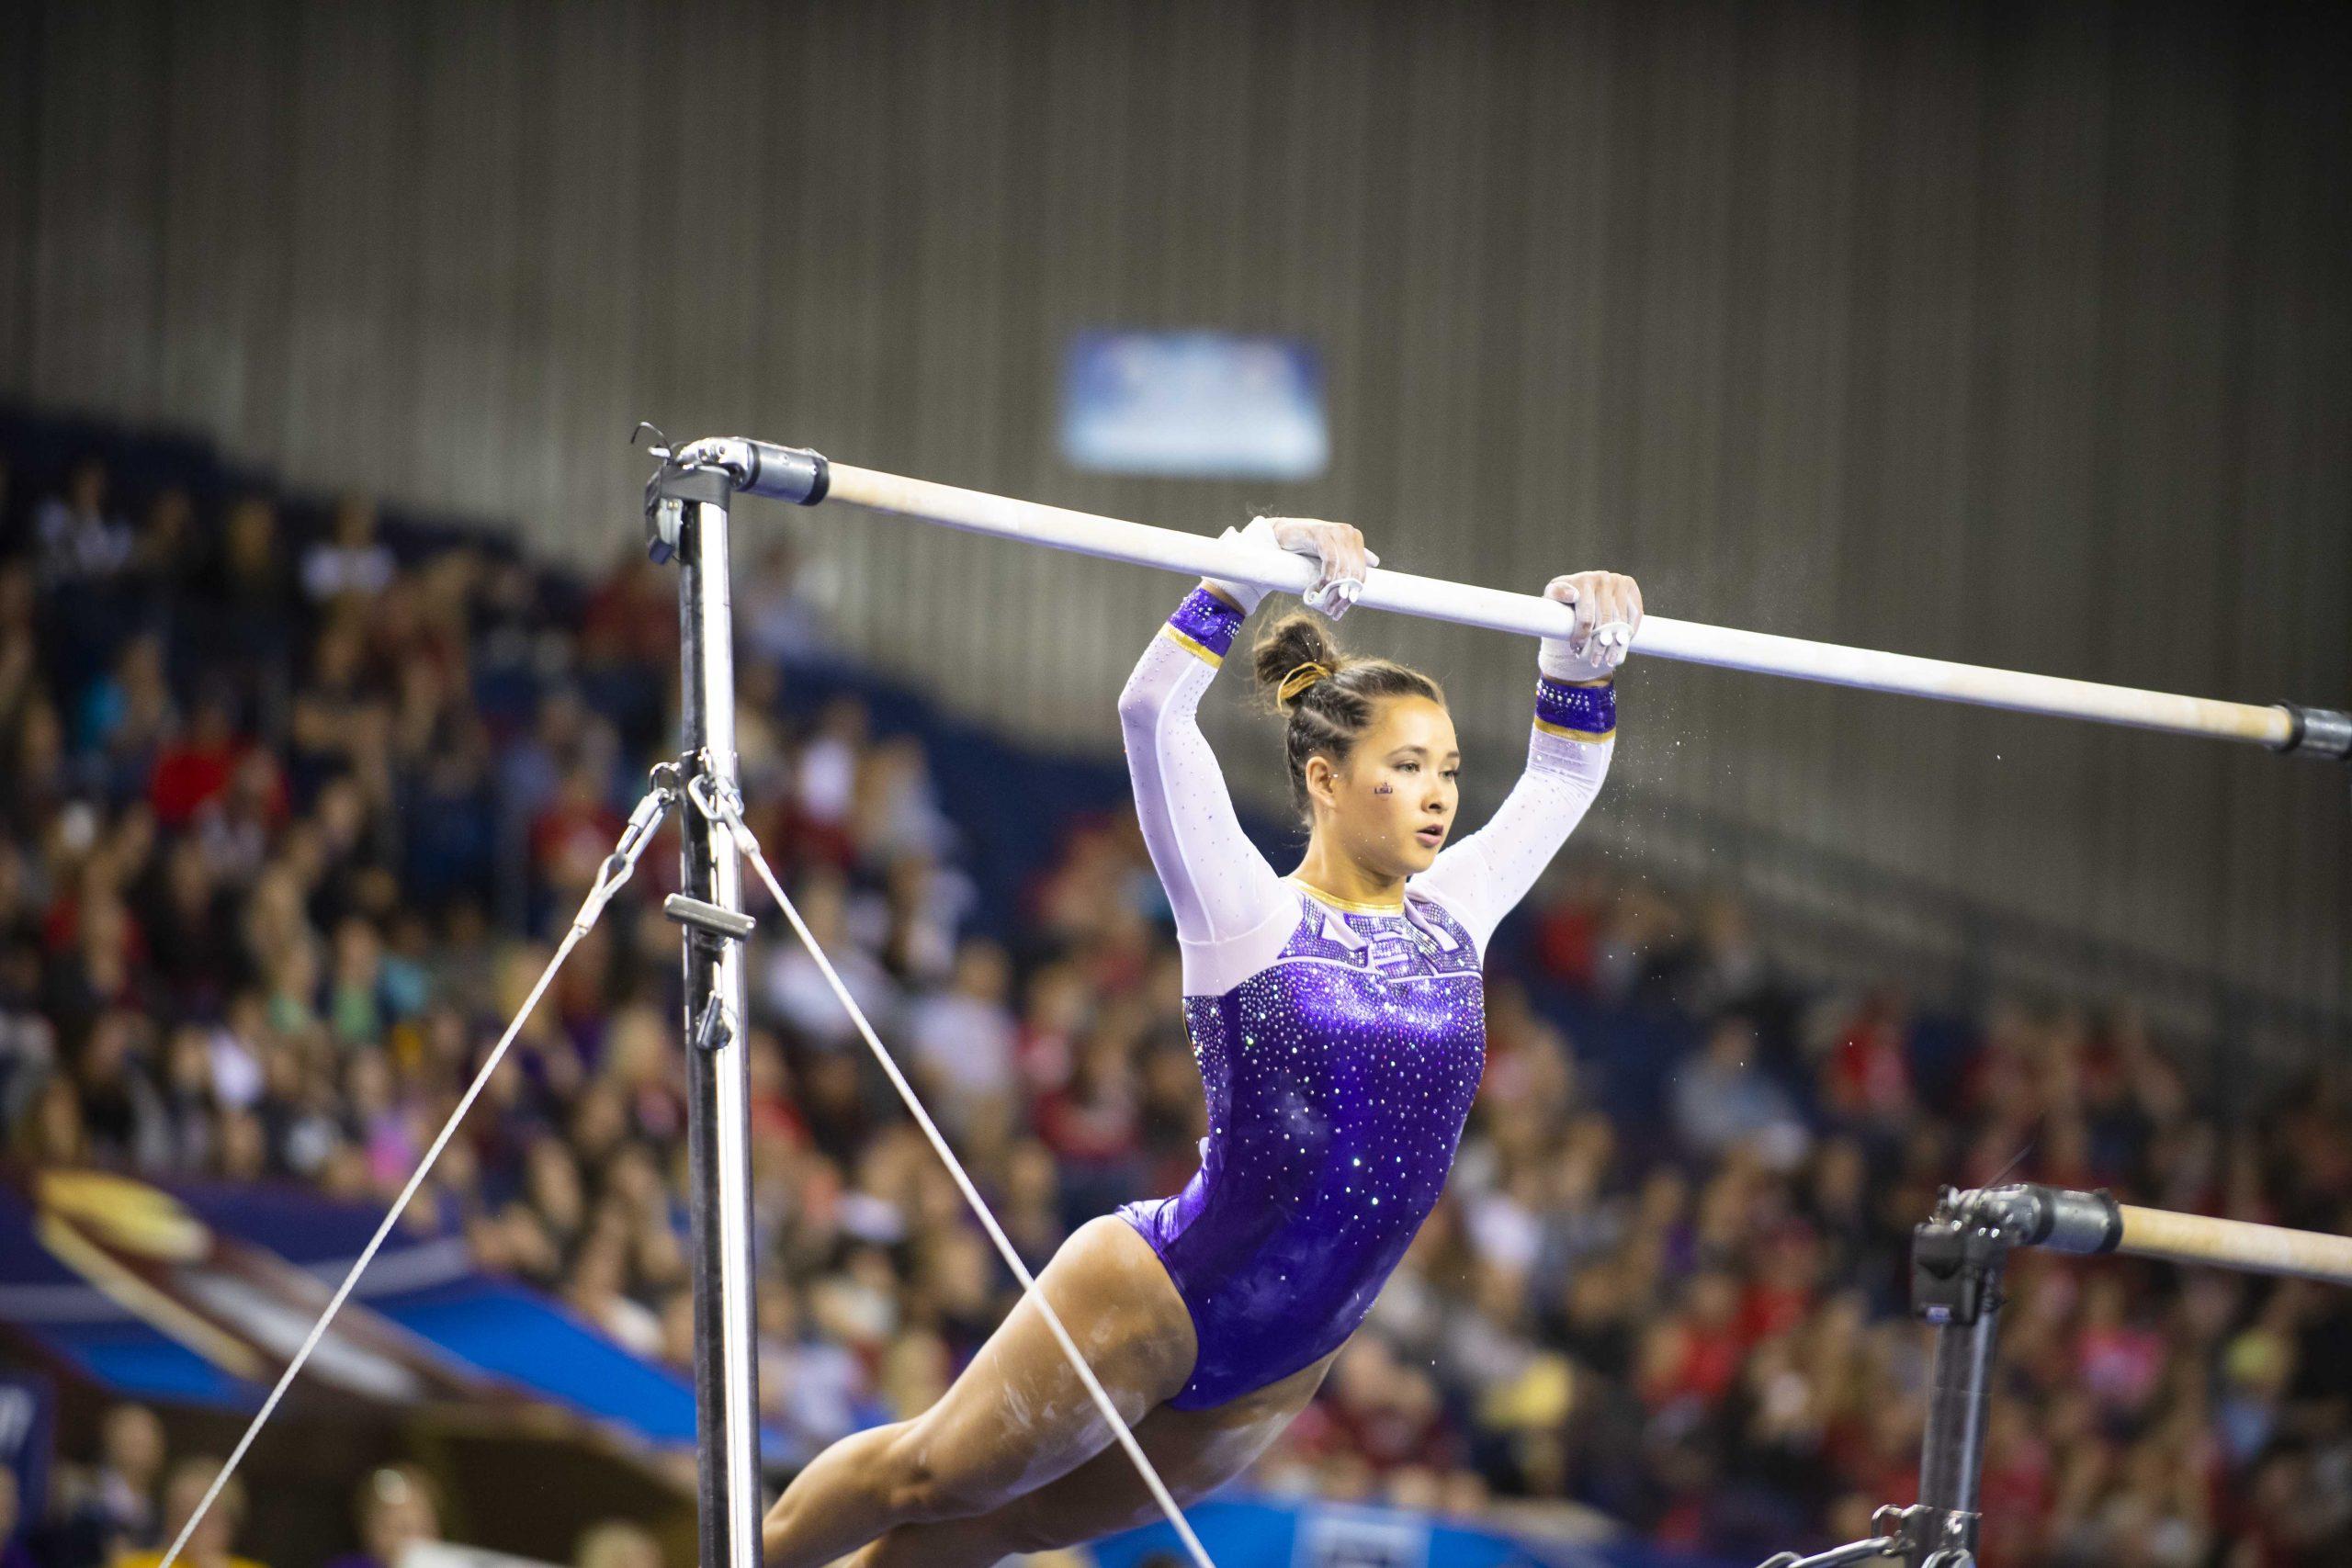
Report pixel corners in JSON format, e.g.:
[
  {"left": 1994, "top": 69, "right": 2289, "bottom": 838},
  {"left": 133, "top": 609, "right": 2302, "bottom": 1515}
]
[
  {"left": 1966, "top": 1183, "right": 2352, "bottom": 1287},
  {"left": 2111, "top": 1203, "right": 2352, "bottom": 1286},
  {"left": 674, "top": 438, "right": 2352, "bottom": 760},
  {"left": 1864, "top": 1182, "right": 2352, "bottom": 1568}
]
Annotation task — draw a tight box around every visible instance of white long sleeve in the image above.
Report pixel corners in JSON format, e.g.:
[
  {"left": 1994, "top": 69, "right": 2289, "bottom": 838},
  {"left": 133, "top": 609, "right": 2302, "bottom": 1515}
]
[
  {"left": 1408, "top": 678, "right": 1615, "bottom": 955},
  {"left": 1118, "top": 589, "right": 1299, "bottom": 991}
]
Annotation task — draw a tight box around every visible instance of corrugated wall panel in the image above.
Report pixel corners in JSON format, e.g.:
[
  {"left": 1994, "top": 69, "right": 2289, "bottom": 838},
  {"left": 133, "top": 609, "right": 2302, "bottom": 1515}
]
[{"left": 4, "top": 0, "right": 2346, "bottom": 1032}]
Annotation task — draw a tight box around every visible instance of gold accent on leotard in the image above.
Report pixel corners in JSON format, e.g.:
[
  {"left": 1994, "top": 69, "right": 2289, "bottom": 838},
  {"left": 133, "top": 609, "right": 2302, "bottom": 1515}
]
[{"left": 1284, "top": 874, "right": 1406, "bottom": 915}]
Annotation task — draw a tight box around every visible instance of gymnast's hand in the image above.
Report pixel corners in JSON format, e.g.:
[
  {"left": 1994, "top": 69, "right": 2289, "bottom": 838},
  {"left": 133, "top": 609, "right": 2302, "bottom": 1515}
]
[
  {"left": 1204, "top": 515, "right": 1379, "bottom": 620},
  {"left": 1540, "top": 570, "right": 1643, "bottom": 683}
]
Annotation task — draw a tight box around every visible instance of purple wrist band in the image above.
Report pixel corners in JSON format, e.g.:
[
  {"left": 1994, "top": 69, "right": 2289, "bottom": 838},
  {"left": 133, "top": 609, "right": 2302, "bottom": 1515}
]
[
  {"left": 1535, "top": 677, "right": 1615, "bottom": 736},
  {"left": 1170, "top": 588, "right": 1245, "bottom": 659}
]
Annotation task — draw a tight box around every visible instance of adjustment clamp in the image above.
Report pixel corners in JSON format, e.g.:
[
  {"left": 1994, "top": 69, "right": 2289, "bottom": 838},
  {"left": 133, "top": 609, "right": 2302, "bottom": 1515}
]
[
  {"left": 665, "top": 894, "right": 756, "bottom": 943},
  {"left": 687, "top": 996, "right": 734, "bottom": 1055},
  {"left": 1912, "top": 1188, "right": 2014, "bottom": 1328},
  {"left": 2269, "top": 703, "right": 2352, "bottom": 761}
]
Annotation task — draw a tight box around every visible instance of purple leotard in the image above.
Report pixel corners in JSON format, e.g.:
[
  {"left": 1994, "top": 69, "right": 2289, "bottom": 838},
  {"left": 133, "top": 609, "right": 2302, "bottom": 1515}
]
[{"left": 1114, "top": 587, "right": 1615, "bottom": 1409}]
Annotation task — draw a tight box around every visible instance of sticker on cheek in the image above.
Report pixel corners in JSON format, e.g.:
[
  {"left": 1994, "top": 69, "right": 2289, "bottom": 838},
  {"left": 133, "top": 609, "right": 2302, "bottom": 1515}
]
[{"left": 1372, "top": 783, "right": 1394, "bottom": 795}]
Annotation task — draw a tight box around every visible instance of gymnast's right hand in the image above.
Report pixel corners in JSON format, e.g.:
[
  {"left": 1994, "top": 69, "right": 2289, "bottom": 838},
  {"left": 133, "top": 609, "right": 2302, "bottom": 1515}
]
[{"left": 1203, "top": 515, "right": 1379, "bottom": 620}]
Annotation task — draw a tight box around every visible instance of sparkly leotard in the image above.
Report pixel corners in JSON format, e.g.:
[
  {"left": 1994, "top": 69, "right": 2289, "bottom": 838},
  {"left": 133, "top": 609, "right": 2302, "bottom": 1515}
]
[{"left": 1114, "top": 587, "right": 1616, "bottom": 1409}]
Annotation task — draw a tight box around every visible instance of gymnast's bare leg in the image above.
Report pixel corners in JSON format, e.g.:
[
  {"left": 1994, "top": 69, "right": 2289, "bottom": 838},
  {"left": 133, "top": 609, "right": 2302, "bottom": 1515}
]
[
  {"left": 760, "top": 1215, "right": 1200, "bottom": 1568},
  {"left": 849, "top": 1347, "right": 1338, "bottom": 1568}
]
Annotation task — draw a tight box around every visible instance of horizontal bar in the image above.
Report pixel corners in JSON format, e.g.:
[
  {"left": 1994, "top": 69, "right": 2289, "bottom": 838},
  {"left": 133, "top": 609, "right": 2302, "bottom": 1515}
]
[
  {"left": 2114, "top": 1203, "right": 2352, "bottom": 1287},
  {"left": 1992, "top": 1184, "right": 2352, "bottom": 1287},
  {"left": 818, "top": 462, "right": 2328, "bottom": 754}
]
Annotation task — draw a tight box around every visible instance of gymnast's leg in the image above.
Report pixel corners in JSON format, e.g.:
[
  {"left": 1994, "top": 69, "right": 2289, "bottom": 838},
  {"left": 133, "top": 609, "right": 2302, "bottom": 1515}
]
[
  {"left": 850, "top": 1345, "right": 1340, "bottom": 1568},
  {"left": 761, "top": 1215, "right": 1199, "bottom": 1568}
]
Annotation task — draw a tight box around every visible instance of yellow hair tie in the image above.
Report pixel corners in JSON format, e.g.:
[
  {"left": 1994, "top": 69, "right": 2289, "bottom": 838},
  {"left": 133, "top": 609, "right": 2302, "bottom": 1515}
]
[{"left": 1277, "top": 660, "right": 1334, "bottom": 704}]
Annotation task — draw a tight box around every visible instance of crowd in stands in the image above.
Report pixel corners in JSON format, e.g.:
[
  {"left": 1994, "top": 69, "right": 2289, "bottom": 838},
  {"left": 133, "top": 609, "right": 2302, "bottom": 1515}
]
[
  {"left": 4, "top": 427, "right": 2352, "bottom": 1568},
  {"left": 24, "top": 1401, "right": 655, "bottom": 1568}
]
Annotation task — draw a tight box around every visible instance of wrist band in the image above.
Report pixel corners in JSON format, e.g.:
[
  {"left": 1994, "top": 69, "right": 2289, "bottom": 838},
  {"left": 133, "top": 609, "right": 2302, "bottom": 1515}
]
[
  {"left": 1163, "top": 587, "right": 1246, "bottom": 664},
  {"left": 1534, "top": 677, "right": 1616, "bottom": 739}
]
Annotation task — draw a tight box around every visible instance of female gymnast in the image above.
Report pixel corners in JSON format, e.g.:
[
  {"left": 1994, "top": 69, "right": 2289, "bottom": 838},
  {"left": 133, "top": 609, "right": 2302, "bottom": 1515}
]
[{"left": 762, "top": 516, "right": 1640, "bottom": 1567}]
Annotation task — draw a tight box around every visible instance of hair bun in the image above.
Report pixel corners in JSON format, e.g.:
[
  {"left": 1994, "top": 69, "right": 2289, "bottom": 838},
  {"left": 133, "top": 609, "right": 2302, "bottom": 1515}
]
[{"left": 1251, "top": 610, "right": 1344, "bottom": 711}]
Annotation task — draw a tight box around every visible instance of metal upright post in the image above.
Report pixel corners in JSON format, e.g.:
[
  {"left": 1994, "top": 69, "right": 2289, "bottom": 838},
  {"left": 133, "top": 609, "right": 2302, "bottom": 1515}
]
[
  {"left": 1901, "top": 1191, "right": 2015, "bottom": 1567},
  {"left": 667, "top": 468, "right": 764, "bottom": 1568},
  {"left": 1913, "top": 1288, "right": 2000, "bottom": 1562},
  {"left": 638, "top": 431, "right": 828, "bottom": 1567}
]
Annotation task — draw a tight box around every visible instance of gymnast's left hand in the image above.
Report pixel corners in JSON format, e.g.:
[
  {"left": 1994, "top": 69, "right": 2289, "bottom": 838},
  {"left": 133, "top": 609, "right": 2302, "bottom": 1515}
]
[{"left": 1540, "top": 570, "right": 1643, "bottom": 682}]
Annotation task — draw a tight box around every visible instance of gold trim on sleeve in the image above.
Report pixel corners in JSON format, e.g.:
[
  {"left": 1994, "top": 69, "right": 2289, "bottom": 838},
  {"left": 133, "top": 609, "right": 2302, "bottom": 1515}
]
[{"left": 1159, "top": 625, "right": 1225, "bottom": 667}]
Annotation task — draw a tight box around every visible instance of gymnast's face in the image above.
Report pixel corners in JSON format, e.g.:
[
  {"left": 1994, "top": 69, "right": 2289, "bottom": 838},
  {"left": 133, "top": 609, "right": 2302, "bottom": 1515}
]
[{"left": 1307, "top": 694, "right": 1460, "bottom": 877}]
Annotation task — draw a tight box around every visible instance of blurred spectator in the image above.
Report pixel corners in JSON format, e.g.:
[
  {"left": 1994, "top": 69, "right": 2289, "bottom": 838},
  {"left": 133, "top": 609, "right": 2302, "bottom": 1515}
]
[
  {"left": 762, "top": 868, "right": 898, "bottom": 1049},
  {"left": 51, "top": 1405, "right": 165, "bottom": 1565},
  {"left": 147, "top": 693, "right": 238, "bottom": 831},
  {"left": 0, "top": 1467, "right": 34, "bottom": 1568},
  {"left": 1669, "top": 1015, "right": 1809, "bottom": 1169},
  {"left": 110, "top": 1457, "right": 265, "bottom": 1568},
  {"left": 572, "top": 1520, "right": 662, "bottom": 1568},
  {"left": 1294, "top": 1335, "right": 1469, "bottom": 1500},
  {"left": 34, "top": 459, "right": 131, "bottom": 586},
  {"left": 196, "top": 497, "right": 298, "bottom": 704},
  {"left": 741, "top": 536, "right": 831, "bottom": 671},
  {"left": 6, "top": 425, "right": 2351, "bottom": 1567},
  {"left": 127, "top": 487, "right": 199, "bottom": 594},
  {"left": 905, "top": 938, "right": 1017, "bottom": 1130},
  {"left": 797, "top": 696, "right": 862, "bottom": 815},
  {"left": 300, "top": 497, "right": 394, "bottom": 604},
  {"left": 322, "top": 1466, "right": 441, "bottom": 1568}
]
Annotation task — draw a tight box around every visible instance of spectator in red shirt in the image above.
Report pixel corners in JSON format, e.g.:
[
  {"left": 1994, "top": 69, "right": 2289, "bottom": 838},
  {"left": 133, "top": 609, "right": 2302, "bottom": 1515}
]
[
  {"left": 2074, "top": 1272, "right": 2170, "bottom": 1419},
  {"left": 1819, "top": 988, "right": 1915, "bottom": 1127},
  {"left": 1739, "top": 1223, "right": 1823, "bottom": 1346},
  {"left": 528, "top": 766, "right": 623, "bottom": 900},
  {"left": 1640, "top": 1270, "right": 1749, "bottom": 1412},
  {"left": 150, "top": 694, "right": 243, "bottom": 829},
  {"left": 1307, "top": 1335, "right": 1465, "bottom": 1481}
]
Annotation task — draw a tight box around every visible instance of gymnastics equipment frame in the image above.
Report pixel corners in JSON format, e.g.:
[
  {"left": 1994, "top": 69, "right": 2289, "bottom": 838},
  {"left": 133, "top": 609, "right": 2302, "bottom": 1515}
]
[
  {"left": 643, "top": 441, "right": 769, "bottom": 1568},
  {"left": 1755, "top": 1184, "right": 2352, "bottom": 1568},
  {"left": 639, "top": 434, "right": 2350, "bottom": 1567}
]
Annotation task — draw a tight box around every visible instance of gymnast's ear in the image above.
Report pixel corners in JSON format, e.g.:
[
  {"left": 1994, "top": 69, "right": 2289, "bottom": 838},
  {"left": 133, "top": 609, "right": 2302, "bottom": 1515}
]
[{"left": 1302, "top": 750, "right": 1343, "bottom": 811}]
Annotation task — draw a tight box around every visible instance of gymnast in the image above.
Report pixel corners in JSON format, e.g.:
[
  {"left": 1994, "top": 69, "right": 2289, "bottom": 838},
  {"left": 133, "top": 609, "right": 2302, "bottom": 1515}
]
[{"left": 762, "top": 516, "right": 1640, "bottom": 1567}]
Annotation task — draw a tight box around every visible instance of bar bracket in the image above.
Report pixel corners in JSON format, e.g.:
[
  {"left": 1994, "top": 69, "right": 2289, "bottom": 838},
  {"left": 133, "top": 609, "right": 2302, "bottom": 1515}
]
[
  {"left": 1910, "top": 1198, "right": 2006, "bottom": 1328},
  {"left": 641, "top": 427, "right": 830, "bottom": 564},
  {"left": 644, "top": 457, "right": 736, "bottom": 565},
  {"left": 2270, "top": 702, "right": 2352, "bottom": 762}
]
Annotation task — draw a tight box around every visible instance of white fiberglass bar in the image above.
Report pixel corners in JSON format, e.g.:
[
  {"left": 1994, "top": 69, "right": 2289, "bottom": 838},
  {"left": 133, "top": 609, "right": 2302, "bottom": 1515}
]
[
  {"left": 1995, "top": 1183, "right": 2352, "bottom": 1288},
  {"left": 819, "top": 461, "right": 2325, "bottom": 754},
  {"left": 2115, "top": 1204, "right": 2352, "bottom": 1287}
]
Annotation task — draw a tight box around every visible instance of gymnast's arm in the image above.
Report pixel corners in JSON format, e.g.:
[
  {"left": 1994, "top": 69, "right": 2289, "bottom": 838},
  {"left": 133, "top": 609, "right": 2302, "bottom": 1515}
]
[
  {"left": 1115, "top": 581, "right": 1295, "bottom": 950},
  {"left": 1412, "top": 570, "right": 1639, "bottom": 956},
  {"left": 1409, "top": 682, "right": 1615, "bottom": 955}
]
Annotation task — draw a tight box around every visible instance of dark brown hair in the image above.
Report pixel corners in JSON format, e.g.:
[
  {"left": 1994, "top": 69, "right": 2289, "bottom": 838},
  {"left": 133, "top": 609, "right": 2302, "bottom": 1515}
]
[{"left": 1250, "top": 611, "right": 1445, "bottom": 822}]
